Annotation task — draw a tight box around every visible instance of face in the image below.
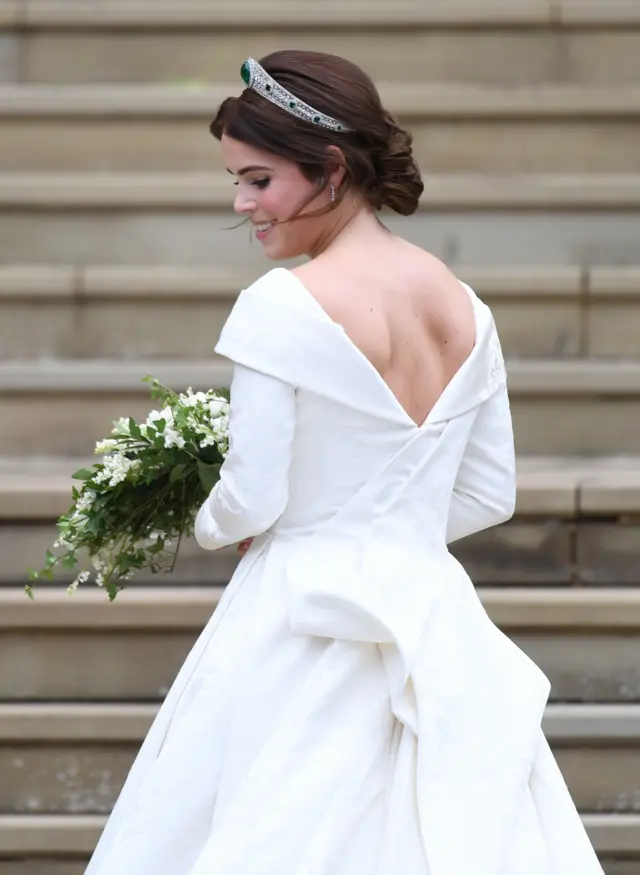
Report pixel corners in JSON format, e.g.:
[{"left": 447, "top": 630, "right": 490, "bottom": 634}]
[{"left": 221, "top": 133, "right": 334, "bottom": 260}]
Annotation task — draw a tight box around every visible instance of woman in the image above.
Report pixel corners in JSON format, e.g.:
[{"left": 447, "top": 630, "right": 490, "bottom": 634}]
[{"left": 86, "top": 51, "right": 604, "bottom": 874}]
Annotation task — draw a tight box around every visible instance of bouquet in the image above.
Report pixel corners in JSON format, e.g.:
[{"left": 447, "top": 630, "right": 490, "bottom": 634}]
[{"left": 27, "top": 376, "right": 230, "bottom": 602}]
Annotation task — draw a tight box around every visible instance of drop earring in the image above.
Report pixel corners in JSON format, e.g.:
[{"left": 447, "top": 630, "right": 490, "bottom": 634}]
[{"left": 330, "top": 184, "right": 336, "bottom": 205}]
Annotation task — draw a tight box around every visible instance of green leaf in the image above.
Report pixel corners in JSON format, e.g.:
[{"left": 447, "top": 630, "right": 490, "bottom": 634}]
[
  {"left": 45, "top": 549, "right": 56, "bottom": 567},
  {"left": 72, "top": 468, "right": 94, "bottom": 481},
  {"left": 25, "top": 585, "right": 35, "bottom": 601},
  {"left": 27, "top": 568, "right": 38, "bottom": 580},
  {"left": 198, "top": 460, "right": 221, "bottom": 493},
  {"left": 170, "top": 464, "right": 188, "bottom": 484},
  {"left": 128, "top": 418, "right": 142, "bottom": 439}
]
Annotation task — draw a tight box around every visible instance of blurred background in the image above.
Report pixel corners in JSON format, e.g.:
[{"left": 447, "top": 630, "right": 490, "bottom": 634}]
[{"left": 1, "top": 1, "right": 640, "bottom": 872}]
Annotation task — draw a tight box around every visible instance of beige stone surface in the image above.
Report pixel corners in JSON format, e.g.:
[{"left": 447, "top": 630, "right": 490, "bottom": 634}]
[
  {"left": 22, "top": 28, "right": 560, "bottom": 86},
  {"left": 558, "top": 0, "right": 640, "bottom": 24},
  {"left": 0, "top": 301, "right": 77, "bottom": 358},
  {"left": 0, "top": 1, "right": 19, "bottom": 26},
  {"left": 580, "top": 472, "right": 640, "bottom": 515},
  {"left": 484, "top": 588, "right": 640, "bottom": 629},
  {"left": 22, "top": 0, "right": 552, "bottom": 27},
  {"left": 453, "top": 520, "right": 573, "bottom": 584},
  {"left": 0, "top": 863, "right": 87, "bottom": 875},
  {"left": 587, "top": 266, "right": 640, "bottom": 356},
  {"left": 511, "top": 398, "right": 640, "bottom": 455},
  {"left": 563, "top": 31, "right": 640, "bottom": 84},
  {"left": 0, "top": 33, "right": 18, "bottom": 82},
  {"left": 555, "top": 747, "right": 640, "bottom": 812},
  {"left": 577, "top": 523, "right": 640, "bottom": 585},
  {"left": 0, "top": 629, "right": 197, "bottom": 700},
  {"left": 0, "top": 746, "right": 136, "bottom": 814},
  {"left": 490, "top": 298, "right": 581, "bottom": 357},
  {"left": 0, "top": 704, "right": 155, "bottom": 740},
  {"left": 585, "top": 814, "right": 640, "bottom": 855},
  {"left": 0, "top": 815, "right": 103, "bottom": 854},
  {"left": 588, "top": 300, "right": 640, "bottom": 357},
  {"left": 512, "top": 632, "right": 640, "bottom": 701}
]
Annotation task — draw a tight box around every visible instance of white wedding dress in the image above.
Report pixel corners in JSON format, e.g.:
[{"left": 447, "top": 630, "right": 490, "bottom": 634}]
[{"left": 85, "top": 268, "right": 604, "bottom": 875}]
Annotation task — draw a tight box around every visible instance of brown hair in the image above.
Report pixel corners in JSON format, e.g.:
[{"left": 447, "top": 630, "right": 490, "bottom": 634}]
[{"left": 210, "top": 50, "right": 424, "bottom": 219}]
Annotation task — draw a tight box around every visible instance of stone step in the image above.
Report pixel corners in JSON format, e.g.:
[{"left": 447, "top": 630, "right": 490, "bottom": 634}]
[
  {"left": 2, "top": 588, "right": 640, "bottom": 703},
  {"left": 3, "top": 84, "right": 640, "bottom": 173},
  {"left": 2, "top": 0, "right": 639, "bottom": 86},
  {"left": 2, "top": 455, "right": 640, "bottom": 589},
  {"left": 0, "top": 815, "right": 638, "bottom": 875},
  {"left": 2, "top": 358, "right": 640, "bottom": 455},
  {"left": 2, "top": 173, "right": 640, "bottom": 266},
  {"left": 1, "top": 264, "right": 639, "bottom": 360},
  {"left": 0, "top": 703, "right": 637, "bottom": 815}
]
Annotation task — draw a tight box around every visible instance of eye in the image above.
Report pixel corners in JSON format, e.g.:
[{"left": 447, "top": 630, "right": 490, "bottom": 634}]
[{"left": 251, "top": 178, "right": 270, "bottom": 190}]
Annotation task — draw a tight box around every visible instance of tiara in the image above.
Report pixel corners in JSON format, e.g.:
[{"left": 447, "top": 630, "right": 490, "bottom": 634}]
[{"left": 240, "top": 58, "right": 354, "bottom": 133}]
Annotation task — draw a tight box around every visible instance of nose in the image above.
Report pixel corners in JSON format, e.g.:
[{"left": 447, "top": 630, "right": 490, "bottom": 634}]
[{"left": 233, "top": 188, "right": 257, "bottom": 217}]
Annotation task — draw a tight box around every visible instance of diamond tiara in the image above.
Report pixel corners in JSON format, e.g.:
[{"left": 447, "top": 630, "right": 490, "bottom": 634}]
[{"left": 240, "top": 58, "right": 354, "bottom": 133}]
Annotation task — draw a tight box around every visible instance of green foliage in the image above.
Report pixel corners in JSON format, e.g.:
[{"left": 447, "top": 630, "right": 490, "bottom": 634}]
[{"left": 29, "top": 379, "right": 230, "bottom": 601}]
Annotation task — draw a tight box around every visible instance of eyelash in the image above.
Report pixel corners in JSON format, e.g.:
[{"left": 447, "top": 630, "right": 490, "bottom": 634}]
[{"left": 233, "top": 179, "right": 270, "bottom": 189}]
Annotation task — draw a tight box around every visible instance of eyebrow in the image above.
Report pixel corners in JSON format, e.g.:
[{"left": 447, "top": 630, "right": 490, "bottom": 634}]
[{"left": 226, "top": 165, "right": 274, "bottom": 176}]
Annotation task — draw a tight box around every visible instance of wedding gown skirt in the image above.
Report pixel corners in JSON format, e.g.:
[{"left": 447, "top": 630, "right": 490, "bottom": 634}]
[{"left": 85, "top": 532, "right": 602, "bottom": 875}]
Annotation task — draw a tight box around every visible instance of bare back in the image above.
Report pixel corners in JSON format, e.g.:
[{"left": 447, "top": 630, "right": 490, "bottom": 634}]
[{"left": 292, "top": 242, "right": 476, "bottom": 427}]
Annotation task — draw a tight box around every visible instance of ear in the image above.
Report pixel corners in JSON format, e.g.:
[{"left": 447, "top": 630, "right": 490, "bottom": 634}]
[{"left": 324, "top": 145, "right": 347, "bottom": 188}]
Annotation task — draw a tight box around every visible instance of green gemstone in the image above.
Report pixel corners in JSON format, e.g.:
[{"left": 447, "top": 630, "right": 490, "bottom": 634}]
[
  {"left": 289, "top": 101, "right": 296, "bottom": 108},
  {"left": 266, "top": 83, "right": 272, "bottom": 92},
  {"left": 313, "top": 115, "right": 320, "bottom": 123},
  {"left": 240, "top": 61, "right": 251, "bottom": 86}
]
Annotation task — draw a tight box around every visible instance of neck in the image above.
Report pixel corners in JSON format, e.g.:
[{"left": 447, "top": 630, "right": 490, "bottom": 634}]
[{"left": 305, "top": 199, "right": 390, "bottom": 260}]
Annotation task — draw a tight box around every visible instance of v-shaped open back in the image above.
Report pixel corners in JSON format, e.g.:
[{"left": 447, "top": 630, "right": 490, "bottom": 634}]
[{"left": 281, "top": 268, "right": 479, "bottom": 430}]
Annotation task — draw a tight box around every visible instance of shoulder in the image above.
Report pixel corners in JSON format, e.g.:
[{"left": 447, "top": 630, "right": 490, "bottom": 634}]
[{"left": 243, "top": 267, "right": 329, "bottom": 320}]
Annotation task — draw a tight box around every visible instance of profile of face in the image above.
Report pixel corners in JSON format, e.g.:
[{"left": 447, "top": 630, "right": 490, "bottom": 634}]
[{"left": 221, "top": 133, "right": 337, "bottom": 261}]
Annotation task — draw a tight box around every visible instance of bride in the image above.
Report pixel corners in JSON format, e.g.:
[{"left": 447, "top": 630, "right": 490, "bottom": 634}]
[{"left": 85, "top": 51, "right": 604, "bottom": 874}]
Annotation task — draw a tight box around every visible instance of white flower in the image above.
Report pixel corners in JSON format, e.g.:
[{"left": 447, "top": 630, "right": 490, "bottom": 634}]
[
  {"left": 180, "top": 390, "right": 208, "bottom": 408},
  {"left": 95, "top": 438, "right": 118, "bottom": 455},
  {"left": 147, "top": 407, "right": 174, "bottom": 430},
  {"left": 111, "top": 417, "right": 131, "bottom": 436},
  {"left": 208, "top": 399, "right": 227, "bottom": 417},
  {"left": 54, "top": 536, "right": 73, "bottom": 550},
  {"left": 94, "top": 454, "right": 141, "bottom": 487},
  {"left": 75, "top": 489, "right": 96, "bottom": 513},
  {"left": 67, "top": 569, "right": 90, "bottom": 595},
  {"left": 96, "top": 572, "right": 105, "bottom": 587},
  {"left": 163, "top": 427, "right": 185, "bottom": 449}
]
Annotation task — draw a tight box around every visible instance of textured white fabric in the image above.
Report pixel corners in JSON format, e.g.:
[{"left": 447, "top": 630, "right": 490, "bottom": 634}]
[{"left": 86, "top": 268, "right": 604, "bottom": 875}]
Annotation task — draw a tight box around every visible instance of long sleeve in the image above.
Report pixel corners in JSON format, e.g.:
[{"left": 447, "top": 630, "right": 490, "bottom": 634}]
[
  {"left": 445, "top": 383, "right": 516, "bottom": 545},
  {"left": 194, "top": 363, "right": 296, "bottom": 551}
]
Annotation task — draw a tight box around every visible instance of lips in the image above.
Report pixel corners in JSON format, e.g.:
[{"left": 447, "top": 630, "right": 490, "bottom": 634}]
[{"left": 253, "top": 221, "right": 274, "bottom": 233}]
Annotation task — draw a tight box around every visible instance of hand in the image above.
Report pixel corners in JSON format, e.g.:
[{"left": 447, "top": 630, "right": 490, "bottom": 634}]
[{"left": 237, "top": 538, "right": 254, "bottom": 558}]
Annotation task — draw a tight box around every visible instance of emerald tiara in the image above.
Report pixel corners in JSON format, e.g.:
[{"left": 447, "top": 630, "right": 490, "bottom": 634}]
[{"left": 240, "top": 58, "right": 354, "bottom": 133}]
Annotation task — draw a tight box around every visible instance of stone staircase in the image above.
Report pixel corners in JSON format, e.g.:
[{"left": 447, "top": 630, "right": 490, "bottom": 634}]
[{"left": 1, "top": 1, "right": 640, "bottom": 872}]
